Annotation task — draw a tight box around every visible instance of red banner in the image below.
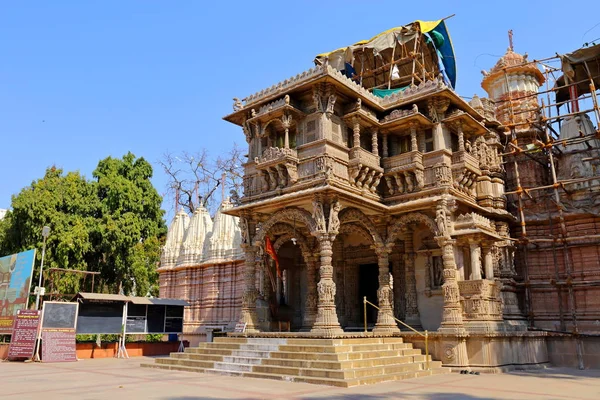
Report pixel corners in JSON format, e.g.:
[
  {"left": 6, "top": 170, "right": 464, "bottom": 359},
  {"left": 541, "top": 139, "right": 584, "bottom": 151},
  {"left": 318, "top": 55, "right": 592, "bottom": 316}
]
[
  {"left": 265, "top": 237, "right": 281, "bottom": 278},
  {"left": 7, "top": 310, "right": 40, "bottom": 360}
]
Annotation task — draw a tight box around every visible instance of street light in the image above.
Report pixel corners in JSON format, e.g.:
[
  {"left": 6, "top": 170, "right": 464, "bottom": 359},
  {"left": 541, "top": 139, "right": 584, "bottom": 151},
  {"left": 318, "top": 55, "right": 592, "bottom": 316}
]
[{"left": 34, "top": 226, "right": 51, "bottom": 310}]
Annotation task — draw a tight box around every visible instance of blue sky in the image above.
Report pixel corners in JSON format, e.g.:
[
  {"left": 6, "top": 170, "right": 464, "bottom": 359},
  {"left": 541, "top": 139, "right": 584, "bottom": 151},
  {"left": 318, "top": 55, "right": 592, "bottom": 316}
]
[{"left": 2, "top": 1, "right": 599, "bottom": 222}]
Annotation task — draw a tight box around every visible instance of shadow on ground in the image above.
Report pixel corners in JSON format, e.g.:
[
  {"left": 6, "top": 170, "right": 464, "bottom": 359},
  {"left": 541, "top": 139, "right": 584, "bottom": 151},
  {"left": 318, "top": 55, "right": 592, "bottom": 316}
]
[
  {"left": 167, "top": 393, "right": 496, "bottom": 400},
  {"left": 509, "top": 367, "right": 600, "bottom": 380}
]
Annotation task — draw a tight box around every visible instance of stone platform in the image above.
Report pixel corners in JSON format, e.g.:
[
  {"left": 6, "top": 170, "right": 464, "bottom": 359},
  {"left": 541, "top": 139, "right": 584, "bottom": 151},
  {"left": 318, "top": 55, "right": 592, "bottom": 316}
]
[{"left": 141, "top": 336, "right": 449, "bottom": 387}]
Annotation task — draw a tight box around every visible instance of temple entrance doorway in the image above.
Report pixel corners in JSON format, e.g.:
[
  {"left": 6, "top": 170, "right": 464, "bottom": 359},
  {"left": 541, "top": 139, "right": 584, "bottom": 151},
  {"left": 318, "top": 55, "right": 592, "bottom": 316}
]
[
  {"left": 358, "top": 264, "right": 378, "bottom": 325},
  {"left": 275, "top": 241, "right": 306, "bottom": 331}
]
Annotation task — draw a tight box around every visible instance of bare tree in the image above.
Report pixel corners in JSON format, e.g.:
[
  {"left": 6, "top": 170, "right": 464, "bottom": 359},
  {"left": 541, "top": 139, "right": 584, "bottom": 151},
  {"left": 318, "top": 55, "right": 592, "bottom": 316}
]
[{"left": 158, "top": 144, "right": 244, "bottom": 215}]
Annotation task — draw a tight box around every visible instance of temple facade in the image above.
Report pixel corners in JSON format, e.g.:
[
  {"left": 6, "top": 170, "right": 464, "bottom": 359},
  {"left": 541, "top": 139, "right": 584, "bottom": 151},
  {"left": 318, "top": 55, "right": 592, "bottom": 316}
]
[{"left": 158, "top": 21, "right": 600, "bottom": 369}]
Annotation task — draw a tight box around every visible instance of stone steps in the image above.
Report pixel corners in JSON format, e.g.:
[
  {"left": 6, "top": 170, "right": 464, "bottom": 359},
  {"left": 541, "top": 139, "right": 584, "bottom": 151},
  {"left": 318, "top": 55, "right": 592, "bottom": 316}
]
[{"left": 142, "top": 336, "right": 450, "bottom": 387}]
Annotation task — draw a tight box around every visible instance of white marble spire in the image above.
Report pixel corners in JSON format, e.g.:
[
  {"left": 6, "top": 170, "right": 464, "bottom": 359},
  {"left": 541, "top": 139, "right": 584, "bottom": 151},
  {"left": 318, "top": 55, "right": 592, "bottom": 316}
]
[
  {"left": 202, "top": 198, "right": 243, "bottom": 264},
  {"left": 159, "top": 209, "right": 190, "bottom": 271},
  {"left": 177, "top": 204, "right": 213, "bottom": 267}
]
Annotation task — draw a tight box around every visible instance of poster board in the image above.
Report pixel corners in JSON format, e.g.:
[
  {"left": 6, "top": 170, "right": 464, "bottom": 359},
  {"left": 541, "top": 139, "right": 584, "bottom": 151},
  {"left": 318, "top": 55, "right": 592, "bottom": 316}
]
[
  {"left": 76, "top": 302, "right": 123, "bottom": 334},
  {"left": 7, "top": 310, "right": 40, "bottom": 360},
  {"left": 40, "top": 301, "right": 78, "bottom": 363},
  {"left": 0, "top": 249, "right": 36, "bottom": 334}
]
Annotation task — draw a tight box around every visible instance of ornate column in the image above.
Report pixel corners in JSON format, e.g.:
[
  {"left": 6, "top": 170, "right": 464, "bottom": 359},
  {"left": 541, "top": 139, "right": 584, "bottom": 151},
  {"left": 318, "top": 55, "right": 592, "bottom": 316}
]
[
  {"left": 240, "top": 244, "right": 260, "bottom": 332},
  {"left": 438, "top": 238, "right": 466, "bottom": 332},
  {"left": 282, "top": 113, "right": 292, "bottom": 149},
  {"left": 382, "top": 133, "right": 388, "bottom": 157},
  {"left": 374, "top": 249, "right": 400, "bottom": 333},
  {"left": 469, "top": 242, "right": 482, "bottom": 280},
  {"left": 403, "top": 233, "right": 421, "bottom": 328},
  {"left": 239, "top": 215, "right": 259, "bottom": 332},
  {"left": 353, "top": 118, "right": 360, "bottom": 148},
  {"left": 371, "top": 129, "right": 379, "bottom": 155},
  {"left": 429, "top": 97, "right": 450, "bottom": 150},
  {"left": 311, "top": 196, "right": 343, "bottom": 335},
  {"left": 457, "top": 121, "right": 465, "bottom": 152},
  {"left": 410, "top": 123, "right": 418, "bottom": 152},
  {"left": 482, "top": 245, "right": 494, "bottom": 279},
  {"left": 302, "top": 254, "right": 319, "bottom": 330}
]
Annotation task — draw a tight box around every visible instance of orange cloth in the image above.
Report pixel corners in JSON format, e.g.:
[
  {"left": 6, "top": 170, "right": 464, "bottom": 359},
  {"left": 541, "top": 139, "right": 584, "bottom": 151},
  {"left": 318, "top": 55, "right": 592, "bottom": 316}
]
[{"left": 265, "top": 237, "right": 281, "bottom": 278}]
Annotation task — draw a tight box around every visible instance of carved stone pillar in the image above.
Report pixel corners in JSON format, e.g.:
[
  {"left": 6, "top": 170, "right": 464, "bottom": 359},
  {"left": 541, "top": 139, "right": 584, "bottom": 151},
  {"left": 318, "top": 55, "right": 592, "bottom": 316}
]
[
  {"left": 311, "top": 196, "right": 343, "bottom": 335},
  {"left": 382, "top": 133, "right": 388, "bottom": 157},
  {"left": 482, "top": 246, "right": 494, "bottom": 279},
  {"left": 282, "top": 113, "right": 292, "bottom": 149},
  {"left": 311, "top": 237, "right": 343, "bottom": 334},
  {"left": 302, "top": 255, "right": 318, "bottom": 330},
  {"left": 371, "top": 129, "right": 379, "bottom": 155},
  {"left": 410, "top": 123, "right": 418, "bottom": 152},
  {"left": 374, "top": 250, "right": 400, "bottom": 333},
  {"left": 240, "top": 244, "right": 260, "bottom": 332},
  {"left": 457, "top": 122, "right": 465, "bottom": 152},
  {"left": 438, "top": 239, "right": 466, "bottom": 333},
  {"left": 470, "top": 242, "right": 482, "bottom": 280},
  {"left": 430, "top": 97, "right": 450, "bottom": 151},
  {"left": 353, "top": 118, "right": 360, "bottom": 148},
  {"left": 403, "top": 233, "right": 421, "bottom": 328}
]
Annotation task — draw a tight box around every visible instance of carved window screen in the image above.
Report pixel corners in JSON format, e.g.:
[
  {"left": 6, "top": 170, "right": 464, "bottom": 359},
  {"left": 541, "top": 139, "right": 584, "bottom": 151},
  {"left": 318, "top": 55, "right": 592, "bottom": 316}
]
[
  {"left": 306, "top": 120, "right": 316, "bottom": 143},
  {"left": 331, "top": 120, "right": 341, "bottom": 144},
  {"left": 424, "top": 131, "right": 434, "bottom": 152}
]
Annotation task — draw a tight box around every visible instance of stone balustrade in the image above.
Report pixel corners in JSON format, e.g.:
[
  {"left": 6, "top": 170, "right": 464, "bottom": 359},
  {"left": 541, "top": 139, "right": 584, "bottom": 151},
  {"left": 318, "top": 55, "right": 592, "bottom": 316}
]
[
  {"left": 348, "top": 147, "right": 383, "bottom": 193},
  {"left": 382, "top": 151, "right": 424, "bottom": 195}
]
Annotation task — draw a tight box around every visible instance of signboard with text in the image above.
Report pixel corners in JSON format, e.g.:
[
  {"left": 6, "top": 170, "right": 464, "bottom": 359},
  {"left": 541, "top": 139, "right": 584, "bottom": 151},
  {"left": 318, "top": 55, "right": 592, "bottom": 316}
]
[
  {"left": 40, "top": 301, "right": 78, "bottom": 363},
  {"left": 0, "top": 250, "right": 36, "bottom": 334},
  {"left": 7, "top": 309, "right": 40, "bottom": 360}
]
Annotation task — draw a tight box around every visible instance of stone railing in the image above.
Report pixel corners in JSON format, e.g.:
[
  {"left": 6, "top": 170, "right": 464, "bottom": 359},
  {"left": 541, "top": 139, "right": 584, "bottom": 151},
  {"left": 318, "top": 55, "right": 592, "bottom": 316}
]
[
  {"left": 451, "top": 150, "right": 481, "bottom": 196},
  {"left": 452, "top": 150, "right": 480, "bottom": 171},
  {"left": 348, "top": 147, "right": 382, "bottom": 194},
  {"left": 253, "top": 147, "right": 299, "bottom": 193},
  {"left": 243, "top": 66, "right": 325, "bottom": 107},
  {"left": 255, "top": 147, "right": 298, "bottom": 165},
  {"left": 458, "top": 280, "right": 503, "bottom": 322},
  {"left": 349, "top": 147, "right": 380, "bottom": 169},
  {"left": 383, "top": 151, "right": 422, "bottom": 170},
  {"left": 382, "top": 151, "right": 424, "bottom": 196}
]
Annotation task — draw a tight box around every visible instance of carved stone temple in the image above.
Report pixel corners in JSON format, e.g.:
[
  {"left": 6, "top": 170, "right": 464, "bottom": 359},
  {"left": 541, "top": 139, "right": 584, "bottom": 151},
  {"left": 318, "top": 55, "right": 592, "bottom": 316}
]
[{"left": 157, "top": 20, "right": 600, "bottom": 373}]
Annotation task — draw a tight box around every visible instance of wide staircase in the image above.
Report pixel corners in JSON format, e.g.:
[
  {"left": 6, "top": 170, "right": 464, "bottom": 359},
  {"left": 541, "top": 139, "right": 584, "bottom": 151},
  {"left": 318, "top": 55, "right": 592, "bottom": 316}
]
[{"left": 141, "top": 336, "right": 450, "bottom": 387}]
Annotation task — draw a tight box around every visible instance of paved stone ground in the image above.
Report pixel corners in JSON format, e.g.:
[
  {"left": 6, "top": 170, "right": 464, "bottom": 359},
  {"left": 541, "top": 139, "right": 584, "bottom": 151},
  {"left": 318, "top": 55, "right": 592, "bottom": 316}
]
[{"left": 1, "top": 356, "right": 599, "bottom": 399}]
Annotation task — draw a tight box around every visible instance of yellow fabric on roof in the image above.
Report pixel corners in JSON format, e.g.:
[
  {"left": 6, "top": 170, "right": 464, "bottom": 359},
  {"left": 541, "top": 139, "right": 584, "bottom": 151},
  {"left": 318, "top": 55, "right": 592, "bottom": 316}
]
[{"left": 316, "top": 20, "right": 442, "bottom": 59}]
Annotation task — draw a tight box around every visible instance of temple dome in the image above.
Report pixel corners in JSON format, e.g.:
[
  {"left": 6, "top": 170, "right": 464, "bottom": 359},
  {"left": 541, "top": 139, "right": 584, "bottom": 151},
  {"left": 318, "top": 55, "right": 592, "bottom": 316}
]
[
  {"left": 177, "top": 204, "right": 214, "bottom": 267},
  {"left": 202, "top": 198, "right": 243, "bottom": 264},
  {"left": 159, "top": 209, "right": 190, "bottom": 271},
  {"left": 481, "top": 48, "right": 545, "bottom": 95}
]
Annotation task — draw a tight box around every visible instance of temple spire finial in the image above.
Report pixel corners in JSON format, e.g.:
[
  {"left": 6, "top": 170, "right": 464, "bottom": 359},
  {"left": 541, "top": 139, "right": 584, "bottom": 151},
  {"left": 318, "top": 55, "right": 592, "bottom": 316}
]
[{"left": 508, "top": 29, "right": 514, "bottom": 52}]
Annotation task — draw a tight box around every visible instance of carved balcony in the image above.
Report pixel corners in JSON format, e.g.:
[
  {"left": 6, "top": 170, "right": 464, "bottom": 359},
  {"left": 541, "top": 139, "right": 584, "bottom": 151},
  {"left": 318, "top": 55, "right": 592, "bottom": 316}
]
[
  {"left": 254, "top": 147, "right": 299, "bottom": 192},
  {"left": 382, "top": 151, "right": 425, "bottom": 196},
  {"left": 348, "top": 147, "right": 382, "bottom": 194},
  {"left": 458, "top": 280, "right": 503, "bottom": 322},
  {"left": 451, "top": 150, "right": 481, "bottom": 196}
]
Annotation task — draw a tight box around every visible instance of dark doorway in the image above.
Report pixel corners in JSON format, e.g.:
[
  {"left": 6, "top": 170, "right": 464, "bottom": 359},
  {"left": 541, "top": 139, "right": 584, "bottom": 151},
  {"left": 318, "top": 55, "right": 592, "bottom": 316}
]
[{"left": 359, "top": 264, "right": 379, "bottom": 324}]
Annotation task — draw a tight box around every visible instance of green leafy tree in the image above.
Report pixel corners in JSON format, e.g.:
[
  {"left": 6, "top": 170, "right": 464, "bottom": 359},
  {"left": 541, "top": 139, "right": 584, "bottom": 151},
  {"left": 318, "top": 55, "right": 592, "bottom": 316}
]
[
  {"left": 0, "top": 153, "right": 166, "bottom": 297},
  {"left": 93, "top": 152, "right": 166, "bottom": 295}
]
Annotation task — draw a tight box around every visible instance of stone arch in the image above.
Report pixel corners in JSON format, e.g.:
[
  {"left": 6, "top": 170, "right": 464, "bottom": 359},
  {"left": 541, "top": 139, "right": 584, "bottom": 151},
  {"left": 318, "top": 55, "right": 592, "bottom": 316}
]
[
  {"left": 339, "top": 207, "right": 384, "bottom": 248},
  {"left": 339, "top": 223, "right": 375, "bottom": 246},
  {"left": 386, "top": 212, "right": 439, "bottom": 248},
  {"left": 271, "top": 227, "right": 313, "bottom": 261},
  {"left": 254, "top": 207, "right": 316, "bottom": 246}
]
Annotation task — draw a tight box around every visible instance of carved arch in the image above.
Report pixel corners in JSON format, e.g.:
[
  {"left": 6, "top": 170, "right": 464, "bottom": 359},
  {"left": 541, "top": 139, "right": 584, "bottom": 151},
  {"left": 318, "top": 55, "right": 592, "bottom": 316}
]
[
  {"left": 272, "top": 231, "right": 312, "bottom": 261},
  {"left": 386, "top": 212, "right": 440, "bottom": 248},
  {"left": 339, "top": 223, "right": 375, "bottom": 246},
  {"left": 254, "top": 207, "right": 317, "bottom": 246},
  {"left": 338, "top": 208, "right": 384, "bottom": 248}
]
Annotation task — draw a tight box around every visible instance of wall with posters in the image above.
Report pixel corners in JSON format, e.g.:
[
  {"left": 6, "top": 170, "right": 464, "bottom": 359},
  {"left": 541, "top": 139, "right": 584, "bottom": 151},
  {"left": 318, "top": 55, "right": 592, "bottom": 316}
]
[{"left": 0, "top": 249, "right": 36, "bottom": 334}]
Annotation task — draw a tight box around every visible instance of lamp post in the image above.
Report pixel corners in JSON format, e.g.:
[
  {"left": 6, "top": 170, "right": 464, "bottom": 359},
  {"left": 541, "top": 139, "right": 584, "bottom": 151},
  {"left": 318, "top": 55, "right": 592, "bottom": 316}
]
[{"left": 34, "top": 226, "right": 51, "bottom": 310}]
